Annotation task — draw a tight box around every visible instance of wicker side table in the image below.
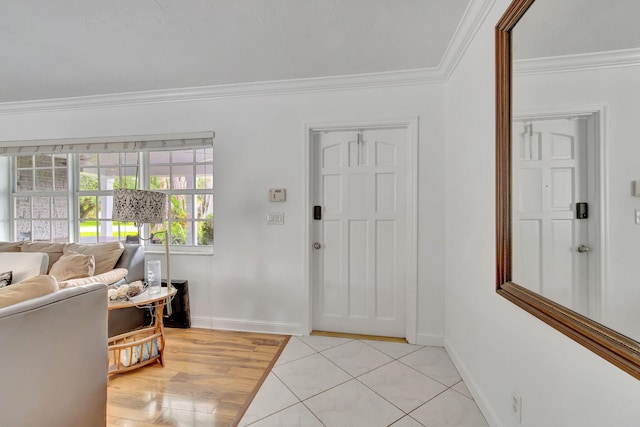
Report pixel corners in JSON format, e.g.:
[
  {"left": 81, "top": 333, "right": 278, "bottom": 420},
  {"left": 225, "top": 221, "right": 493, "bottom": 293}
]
[{"left": 107, "top": 287, "right": 177, "bottom": 376}]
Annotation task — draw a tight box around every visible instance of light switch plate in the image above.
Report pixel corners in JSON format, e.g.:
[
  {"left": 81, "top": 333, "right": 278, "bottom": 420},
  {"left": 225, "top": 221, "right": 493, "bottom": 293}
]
[
  {"left": 269, "top": 188, "right": 286, "bottom": 202},
  {"left": 267, "top": 212, "right": 284, "bottom": 225}
]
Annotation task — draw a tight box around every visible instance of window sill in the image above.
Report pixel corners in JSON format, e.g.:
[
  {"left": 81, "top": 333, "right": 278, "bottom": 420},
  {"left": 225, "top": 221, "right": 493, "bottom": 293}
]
[{"left": 145, "top": 247, "right": 214, "bottom": 256}]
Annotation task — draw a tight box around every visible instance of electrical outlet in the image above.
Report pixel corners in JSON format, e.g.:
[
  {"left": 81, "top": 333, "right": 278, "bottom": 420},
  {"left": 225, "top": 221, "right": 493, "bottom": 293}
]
[{"left": 511, "top": 391, "right": 522, "bottom": 424}]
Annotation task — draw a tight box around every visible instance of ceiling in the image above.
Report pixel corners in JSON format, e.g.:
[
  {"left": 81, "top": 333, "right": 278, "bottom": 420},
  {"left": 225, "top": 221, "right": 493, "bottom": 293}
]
[{"left": 0, "top": 0, "right": 471, "bottom": 104}]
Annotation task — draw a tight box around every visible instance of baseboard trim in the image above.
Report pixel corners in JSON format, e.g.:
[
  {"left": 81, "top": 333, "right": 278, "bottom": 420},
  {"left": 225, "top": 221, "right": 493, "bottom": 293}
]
[
  {"left": 191, "top": 316, "right": 305, "bottom": 336},
  {"left": 445, "top": 339, "right": 502, "bottom": 427},
  {"left": 415, "top": 333, "right": 445, "bottom": 347}
]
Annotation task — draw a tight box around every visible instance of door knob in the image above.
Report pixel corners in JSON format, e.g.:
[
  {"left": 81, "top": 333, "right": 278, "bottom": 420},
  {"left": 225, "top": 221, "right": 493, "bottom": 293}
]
[
  {"left": 313, "top": 242, "right": 321, "bottom": 249},
  {"left": 577, "top": 244, "right": 590, "bottom": 253}
]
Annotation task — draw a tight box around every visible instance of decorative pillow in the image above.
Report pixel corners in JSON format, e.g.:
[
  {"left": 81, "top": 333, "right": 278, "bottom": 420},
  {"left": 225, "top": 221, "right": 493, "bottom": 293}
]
[
  {"left": 64, "top": 241, "right": 124, "bottom": 275},
  {"left": 0, "top": 242, "right": 23, "bottom": 252},
  {"left": 58, "top": 268, "right": 128, "bottom": 289},
  {"left": 0, "top": 271, "right": 12, "bottom": 288},
  {"left": 49, "top": 251, "right": 96, "bottom": 282},
  {"left": 0, "top": 274, "right": 59, "bottom": 309},
  {"left": 21, "top": 242, "right": 66, "bottom": 273}
]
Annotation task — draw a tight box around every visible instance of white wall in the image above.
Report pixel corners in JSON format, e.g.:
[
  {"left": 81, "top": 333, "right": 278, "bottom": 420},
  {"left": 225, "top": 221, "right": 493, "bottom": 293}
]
[
  {"left": 0, "top": 157, "right": 9, "bottom": 241},
  {"left": 444, "top": 1, "right": 640, "bottom": 426},
  {"left": 0, "top": 82, "right": 446, "bottom": 342},
  {"left": 514, "top": 64, "right": 640, "bottom": 341}
]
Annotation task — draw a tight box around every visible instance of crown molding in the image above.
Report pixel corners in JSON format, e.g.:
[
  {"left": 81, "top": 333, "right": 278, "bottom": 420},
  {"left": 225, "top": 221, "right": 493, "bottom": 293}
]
[
  {"left": 514, "top": 47, "right": 640, "bottom": 76},
  {"left": 439, "top": 0, "right": 495, "bottom": 80},
  {"left": 0, "top": 68, "right": 442, "bottom": 115}
]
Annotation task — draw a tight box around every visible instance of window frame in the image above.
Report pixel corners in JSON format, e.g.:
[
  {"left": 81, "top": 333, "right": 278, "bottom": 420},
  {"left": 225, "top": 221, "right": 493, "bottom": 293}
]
[
  {"left": 10, "top": 147, "right": 213, "bottom": 254},
  {"left": 143, "top": 149, "right": 214, "bottom": 251},
  {"left": 10, "top": 154, "right": 73, "bottom": 243},
  {"left": 75, "top": 152, "right": 140, "bottom": 245}
]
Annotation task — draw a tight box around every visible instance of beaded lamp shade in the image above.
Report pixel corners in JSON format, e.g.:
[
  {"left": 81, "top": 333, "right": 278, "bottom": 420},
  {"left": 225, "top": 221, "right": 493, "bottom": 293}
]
[{"left": 112, "top": 189, "right": 166, "bottom": 224}]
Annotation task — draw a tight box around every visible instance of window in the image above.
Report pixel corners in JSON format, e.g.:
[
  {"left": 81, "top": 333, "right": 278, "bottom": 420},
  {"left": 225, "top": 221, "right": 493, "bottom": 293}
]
[
  {"left": 12, "top": 154, "right": 70, "bottom": 242},
  {"left": 77, "top": 152, "right": 139, "bottom": 244},
  {"left": 9, "top": 139, "right": 213, "bottom": 249},
  {"left": 147, "top": 148, "right": 214, "bottom": 246}
]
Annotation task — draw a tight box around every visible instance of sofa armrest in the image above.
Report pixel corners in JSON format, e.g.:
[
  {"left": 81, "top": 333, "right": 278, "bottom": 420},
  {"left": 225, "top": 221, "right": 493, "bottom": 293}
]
[
  {"left": 115, "top": 244, "right": 145, "bottom": 283},
  {"left": 0, "top": 283, "right": 107, "bottom": 426}
]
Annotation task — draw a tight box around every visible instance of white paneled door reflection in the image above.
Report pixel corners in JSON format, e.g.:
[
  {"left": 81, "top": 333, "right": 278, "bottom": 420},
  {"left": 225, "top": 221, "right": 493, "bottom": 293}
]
[
  {"left": 311, "top": 127, "right": 407, "bottom": 337},
  {"left": 512, "top": 117, "right": 594, "bottom": 314}
]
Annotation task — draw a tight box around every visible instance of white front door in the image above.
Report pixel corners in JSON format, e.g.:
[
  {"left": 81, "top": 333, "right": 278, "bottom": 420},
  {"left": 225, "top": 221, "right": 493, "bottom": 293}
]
[
  {"left": 512, "top": 117, "right": 592, "bottom": 313},
  {"left": 311, "top": 127, "right": 408, "bottom": 337}
]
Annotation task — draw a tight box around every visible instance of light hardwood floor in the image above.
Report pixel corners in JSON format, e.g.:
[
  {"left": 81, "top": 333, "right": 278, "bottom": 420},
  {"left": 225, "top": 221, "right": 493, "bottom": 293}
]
[{"left": 107, "top": 328, "right": 289, "bottom": 427}]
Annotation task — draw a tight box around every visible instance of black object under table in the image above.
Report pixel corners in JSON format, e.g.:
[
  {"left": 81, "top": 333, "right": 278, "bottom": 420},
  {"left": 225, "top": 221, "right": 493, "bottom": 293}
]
[{"left": 151, "top": 279, "right": 191, "bottom": 328}]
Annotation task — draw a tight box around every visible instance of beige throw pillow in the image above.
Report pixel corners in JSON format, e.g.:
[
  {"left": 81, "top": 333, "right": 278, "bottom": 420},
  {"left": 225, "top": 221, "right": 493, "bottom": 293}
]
[
  {"left": 58, "top": 268, "right": 128, "bottom": 289},
  {"left": 0, "top": 275, "right": 59, "bottom": 309},
  {"left": 49, "top": 251, "right": 95, "bottom": 282},
  {"left": 21, "top": 242, "right": 66, "bottom": 273},
  {"left": 64, "top": 241, "right": 124, "bottom": 275}
]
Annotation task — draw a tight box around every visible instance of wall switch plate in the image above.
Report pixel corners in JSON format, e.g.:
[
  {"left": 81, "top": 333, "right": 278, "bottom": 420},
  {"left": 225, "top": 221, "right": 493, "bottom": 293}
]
[
  {"left": 636, "top": 209, "right": 640, "bottom": 225},
  {"left": 267, "top": 212, "right": 284, "bottom": 225},
  {"left": 269, "top": 188, "right": 286, "bottom": 202}
]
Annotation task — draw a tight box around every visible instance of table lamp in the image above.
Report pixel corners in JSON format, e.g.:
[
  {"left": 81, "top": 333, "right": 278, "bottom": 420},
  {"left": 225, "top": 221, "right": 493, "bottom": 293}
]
[{"left": 112, "top": 189, "right": 172, "bottom": 292}]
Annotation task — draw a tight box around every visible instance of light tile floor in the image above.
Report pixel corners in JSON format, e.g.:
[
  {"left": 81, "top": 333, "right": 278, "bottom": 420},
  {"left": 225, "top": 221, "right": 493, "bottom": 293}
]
[{"left": 239, "top": 336, "right": 488, "bottom": 427}]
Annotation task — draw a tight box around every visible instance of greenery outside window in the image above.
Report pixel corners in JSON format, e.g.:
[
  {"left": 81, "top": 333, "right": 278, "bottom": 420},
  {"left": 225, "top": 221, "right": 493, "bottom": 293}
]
[
  {"left": 147, "top": 148, "right": 214, "bottom": 246},
  {"left": 77, "top": 152, "right": 140, "bottom": 243}
]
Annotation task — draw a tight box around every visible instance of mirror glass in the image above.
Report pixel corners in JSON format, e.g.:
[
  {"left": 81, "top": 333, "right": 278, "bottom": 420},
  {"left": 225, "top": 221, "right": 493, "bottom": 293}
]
[{"left": 510, "top": 0, "right": 640, "bottom": 342}]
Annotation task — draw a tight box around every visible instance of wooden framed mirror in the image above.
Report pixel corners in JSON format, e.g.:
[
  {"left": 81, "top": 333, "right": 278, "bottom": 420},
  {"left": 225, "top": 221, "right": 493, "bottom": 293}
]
[{"left": 496, "top": 0, "right": 640, "bottom": 379}]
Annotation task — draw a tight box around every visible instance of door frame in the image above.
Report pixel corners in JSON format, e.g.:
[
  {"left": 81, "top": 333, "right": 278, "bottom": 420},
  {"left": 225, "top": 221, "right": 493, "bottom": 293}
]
[
  {"left": 303, "top": 118, "right": 419, "bottom": 343},
  {"left": 514, "top": 106, "right": 606, "bottom": 320}
]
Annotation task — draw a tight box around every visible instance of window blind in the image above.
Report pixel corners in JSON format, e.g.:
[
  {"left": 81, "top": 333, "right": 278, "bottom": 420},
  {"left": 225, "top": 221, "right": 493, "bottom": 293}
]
[{"left": 0, "top": 131, "right": 214, "bottom": 155}]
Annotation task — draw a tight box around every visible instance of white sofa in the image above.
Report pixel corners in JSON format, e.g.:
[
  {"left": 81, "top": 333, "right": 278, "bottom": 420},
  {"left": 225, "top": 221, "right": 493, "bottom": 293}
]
[
  {"left": 0, "top": 282, "right": 108, "bottom": 426},
  {"left": 0, "top": 241, "right": 138, "bottom": 289},
  {"left": 0, "top": 242, "right": 147, "bottom": 337}
]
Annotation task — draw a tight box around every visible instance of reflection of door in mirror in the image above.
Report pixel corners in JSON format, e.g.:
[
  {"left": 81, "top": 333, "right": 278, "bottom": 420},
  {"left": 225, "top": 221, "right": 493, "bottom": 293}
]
[
  {"left": 497, "top": 0, "right": 640, "bottom": 381},
  {"left": 512, "top": 115, "right": 601, "bottom": 320}
]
